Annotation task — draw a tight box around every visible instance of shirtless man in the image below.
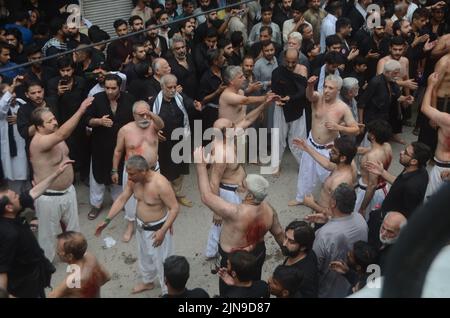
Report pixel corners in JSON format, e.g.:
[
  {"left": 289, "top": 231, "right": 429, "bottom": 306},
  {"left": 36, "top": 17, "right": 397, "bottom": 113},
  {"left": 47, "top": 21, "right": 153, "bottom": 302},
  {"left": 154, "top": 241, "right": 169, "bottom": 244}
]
[
  {"left": 29, "top": 96, "right": 94, "bottom": 261},
  {"left": 112, "top": 101, "right": 164, "bottom": 242},
  {"left": 431, "top": 33, "right": 450, "bottom": 60},
  {"left": 354, "top": 119, "right": 393, "bottom": 219},
  {"left": 219, "top": 65, "right": 267, "bottom": 124},
  {"left": 205, "top": 94, "right": 279, "bottom": 259},
  {"left": 292, "top": 136, "right": 357, "bottom": 216},
  {"left": 432, "top": 51, "right": 450, "bottom": 112},
  {"left": 195, "top": 147, "right": 284, "bottom": 295},
  {"left": 289, "top": 74, "right": 359, "bottom": 206},
  {"left": 421, "top": 72, "right": 450, "bottom": 198},
  {"left": 95, "top": 155, "right": 179, "bottom": 294},
  {"left": 49, "top": 231, "right": 111, "bottom": 298}
]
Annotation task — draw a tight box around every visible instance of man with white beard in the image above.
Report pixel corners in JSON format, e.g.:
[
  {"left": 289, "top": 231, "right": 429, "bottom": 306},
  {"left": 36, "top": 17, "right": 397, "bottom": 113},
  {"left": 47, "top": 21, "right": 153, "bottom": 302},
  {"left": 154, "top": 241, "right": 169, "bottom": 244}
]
[{"left": 378, "top": 211, "right": 407, "bottom": 273}]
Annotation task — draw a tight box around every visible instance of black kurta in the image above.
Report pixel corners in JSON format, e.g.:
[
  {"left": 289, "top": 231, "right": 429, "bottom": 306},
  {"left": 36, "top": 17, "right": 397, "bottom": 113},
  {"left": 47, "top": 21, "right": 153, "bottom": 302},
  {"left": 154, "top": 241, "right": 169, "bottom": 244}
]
[
  {"left": 151, "top": 97, "right": 190, "bottom": 182},
  {"left": 84, "top": 91, "right": 135, "bottom": 185}
]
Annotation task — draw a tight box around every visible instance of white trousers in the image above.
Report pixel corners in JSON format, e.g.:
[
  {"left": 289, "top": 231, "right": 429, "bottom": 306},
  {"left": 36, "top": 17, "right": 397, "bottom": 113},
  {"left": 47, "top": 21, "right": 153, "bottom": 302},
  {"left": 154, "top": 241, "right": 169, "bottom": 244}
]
[
  {"left": 136, "top": 215, "right": 172, "bottom": 295},
  {"left": 122, "top": 162, "right": 160, "bottom": 222},
  {"left": 89, "top": 160, "right": 122, "bottom": 207},
  {"left": 35, "top": 185, "right": 80, "bottom": 262},
  {"left": 295, "top": 132, "right": 332, "bottom": 202},
  {"left": 354, "top": 179, "right": 388, "bottom": 221},
  {"left": 425, "top": 159, "right": 450, "bottom": 200},
  {"left": 273, "top": 106, "right": 307, "bottom": 166},
  {"left": 204, "top": 184, "right": 242, "bottom": 258}
]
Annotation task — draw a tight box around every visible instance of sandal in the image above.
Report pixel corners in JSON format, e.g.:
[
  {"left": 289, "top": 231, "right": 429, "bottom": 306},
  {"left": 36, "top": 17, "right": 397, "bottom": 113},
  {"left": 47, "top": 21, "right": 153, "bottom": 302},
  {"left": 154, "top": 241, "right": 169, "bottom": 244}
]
[
  {"left": 88, "top": 206, "right": 102, "bottom": 220},
  {"left": 29, "top": 217, "right": 38, "bottom": 233}
]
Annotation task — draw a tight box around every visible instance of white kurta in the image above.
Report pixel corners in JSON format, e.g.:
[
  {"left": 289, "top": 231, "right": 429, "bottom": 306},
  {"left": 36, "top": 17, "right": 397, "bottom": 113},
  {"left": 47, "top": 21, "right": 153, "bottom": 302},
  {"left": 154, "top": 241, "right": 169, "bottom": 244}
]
[{"left": 0, "top": 92, "right": 28, "bottom": 180}]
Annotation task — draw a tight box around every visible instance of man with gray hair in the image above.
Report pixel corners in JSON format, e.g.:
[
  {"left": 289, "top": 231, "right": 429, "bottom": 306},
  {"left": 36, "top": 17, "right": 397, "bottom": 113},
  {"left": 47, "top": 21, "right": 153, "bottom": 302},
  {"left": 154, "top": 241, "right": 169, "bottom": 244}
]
[
  {"left": 377, "top": 211, "right": 407, "bottom": 273},
  {"left": 304, "top": 183, "right": 368, "bottom": 298},
  {"left": 359, "top": 59, "right": 413, "bottom": 146},
  {"left": 289, "top": 74, "right": 359, "bottom": 206},
  {"left": 150, "top": 74, "right": 200, "bottom": 207},
  {"left": 111, "top": 100, "right": 164, "bottom": 242},
  {"left": 96, "top": 155, "right": 179, "bottom": 294},
  {"left": 340, "top": 77, "right": 360, "bottom": 121},
  {"left": 195, "top": 146, "right": 285, "bottom": 295}
]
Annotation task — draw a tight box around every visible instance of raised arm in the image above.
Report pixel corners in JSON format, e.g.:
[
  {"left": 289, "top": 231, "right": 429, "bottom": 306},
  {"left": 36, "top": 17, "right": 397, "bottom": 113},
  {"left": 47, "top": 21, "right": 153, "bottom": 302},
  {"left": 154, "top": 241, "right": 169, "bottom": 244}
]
[
  {"left": 195, "top": 147, "right": 238, "bottom": 220},
  {"left": 237, "top": 94, "right": 279, "bottom": 129},
  {"left": 150, "top": 111, "right": 164, "bottom": 131},
  {"left": 306, "top": 76, "right": 320, "bottom": 104},
  {"left": 421, "top": 72, "right": 450, "bottom": 127},
  {"left": 222, "top": 90, "right": 267, "bottom": 106},
  {"left": 38, "top": 96, "right": 94, "bottom": 152}
]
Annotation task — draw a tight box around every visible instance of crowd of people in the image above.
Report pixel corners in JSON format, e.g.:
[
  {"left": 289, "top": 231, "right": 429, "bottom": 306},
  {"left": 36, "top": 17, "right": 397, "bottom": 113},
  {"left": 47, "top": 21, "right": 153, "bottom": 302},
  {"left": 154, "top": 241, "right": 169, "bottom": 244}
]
[{"left": 0, "top": 0, "right": 450, "bottom": 298}]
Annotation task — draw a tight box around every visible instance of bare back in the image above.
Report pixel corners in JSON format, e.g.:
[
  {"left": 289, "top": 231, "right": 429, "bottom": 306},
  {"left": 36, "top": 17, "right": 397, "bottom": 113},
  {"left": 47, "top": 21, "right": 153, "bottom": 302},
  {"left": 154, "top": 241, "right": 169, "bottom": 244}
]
[
  {"left": 219, "top": 88, "right": 247, "bottom": 124},
  {"left": 360, "top": 143, "right": 393, "bottom": 185},
  {"left": 132, "top": 172, "right": 175, "bottom": 223},
  {"left": 30, "top": 134, "right": 73, "bottom": 190},
  {"left": 123, "top": 122, "right": 159, "bottom": 166},
  {"left": 60, "top": 253, "right": 110, "bottom": 298},
  {"left": 220, "top": 202, "right": 274, "bottom": 253},
  {"left": 311, "top": 96, "right": 350, "bottom": 144},
  {"left": 318, "top": 165, "right": 357, "bottom": 212}
]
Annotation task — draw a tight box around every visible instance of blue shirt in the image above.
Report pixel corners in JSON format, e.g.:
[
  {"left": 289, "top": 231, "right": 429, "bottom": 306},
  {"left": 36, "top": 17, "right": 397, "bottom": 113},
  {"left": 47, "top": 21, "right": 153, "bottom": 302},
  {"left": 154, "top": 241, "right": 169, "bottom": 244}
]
[
  {"left": 4, "top": 24, "right": 33, "bottom": 46},
  {"left": 0, "top": 62, "right": 24, "bottom": 82}
]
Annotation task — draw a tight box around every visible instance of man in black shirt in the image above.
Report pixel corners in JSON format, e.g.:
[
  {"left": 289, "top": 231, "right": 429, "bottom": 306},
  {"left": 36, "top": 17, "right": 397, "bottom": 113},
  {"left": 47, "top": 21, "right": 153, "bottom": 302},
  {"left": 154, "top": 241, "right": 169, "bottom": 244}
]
[
  {"left": 218, "top": 251, "right": 270, "bottom": 298},
  {"left": 0, "top": 160, "right": 74, "bottom": 297},
  {"left": 365, "top": 141, "right": 431, "bottom": 219},
  {"left": 162, "top": 255, "right": 209, "bottom": 298},
  {"left": 281, "top": 220, "right": 318, "bottom": 298}
]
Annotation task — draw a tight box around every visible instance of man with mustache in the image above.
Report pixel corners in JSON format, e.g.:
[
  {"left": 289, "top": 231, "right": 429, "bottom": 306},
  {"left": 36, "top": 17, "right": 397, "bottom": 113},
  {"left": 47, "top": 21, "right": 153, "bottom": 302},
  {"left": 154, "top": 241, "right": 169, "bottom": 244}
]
[
  {"left": 112, "top": 101, "right": 164, "bottom": 242},
  {"left": 280, "top": 220, "right": 318, "bottom": 298},
  {"left": 29, "top": 96, "right": 94, "bottom": 261},
  {"left": 377, "top": 211, "right": 407, "bottom": 273}
]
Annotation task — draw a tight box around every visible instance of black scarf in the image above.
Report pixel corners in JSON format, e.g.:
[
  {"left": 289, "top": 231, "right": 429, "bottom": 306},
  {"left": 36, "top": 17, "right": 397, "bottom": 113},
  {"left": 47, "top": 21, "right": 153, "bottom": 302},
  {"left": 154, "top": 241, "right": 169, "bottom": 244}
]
[{"left": 7, "top": 107, "right": 17, "bottom": 157}]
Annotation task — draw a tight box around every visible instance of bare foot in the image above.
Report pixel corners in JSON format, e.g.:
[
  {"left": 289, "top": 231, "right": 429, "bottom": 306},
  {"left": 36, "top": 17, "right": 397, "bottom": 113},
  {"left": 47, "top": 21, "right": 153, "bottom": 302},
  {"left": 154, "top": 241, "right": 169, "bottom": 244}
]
[
  {"left": 131, "top": 282, "right": 154, "bottom": 294},
  {"left": 122, "top": 222, "right": 134, "bottom": 243},
  {"left": 288, "top": 200, "right": 302, "bottom": 206},
  {"left": 391, "top": 134, "right": 406, "bottom": 145}
]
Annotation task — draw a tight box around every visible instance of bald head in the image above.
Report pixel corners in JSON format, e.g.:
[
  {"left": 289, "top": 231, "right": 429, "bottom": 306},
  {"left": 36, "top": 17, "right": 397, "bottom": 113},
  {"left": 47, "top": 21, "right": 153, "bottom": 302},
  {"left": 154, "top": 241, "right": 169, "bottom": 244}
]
[
  {"left": 380, "top": 211, "right": 407, "bottom": 245},
  {"left": 57, "top": 231, "right": 88, "bottom": 261},
  {"left": 284, "top": 48, "right": 299, "bottom": 72}
]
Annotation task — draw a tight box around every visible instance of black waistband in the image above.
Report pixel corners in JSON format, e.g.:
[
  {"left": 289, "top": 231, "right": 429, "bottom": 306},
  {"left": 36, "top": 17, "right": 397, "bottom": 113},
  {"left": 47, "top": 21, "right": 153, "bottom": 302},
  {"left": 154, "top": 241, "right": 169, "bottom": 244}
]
[
  {"left": 219, "top": 183, "right": 238, "bottom": 192},
  {"left": 357, "top": 183, "right": 386, "bottom": 191},
  {"left": 435, "top": 160, "right": 450, "bottom": 168},
  {"left": 309, "top": 137, "right": 327, "bottom": 150},
  {"left": 42, "top": 191, "right": 66, "bottom": 196},
  {"left": 137, "top": 219, "right": 164, "bottom": 231}
]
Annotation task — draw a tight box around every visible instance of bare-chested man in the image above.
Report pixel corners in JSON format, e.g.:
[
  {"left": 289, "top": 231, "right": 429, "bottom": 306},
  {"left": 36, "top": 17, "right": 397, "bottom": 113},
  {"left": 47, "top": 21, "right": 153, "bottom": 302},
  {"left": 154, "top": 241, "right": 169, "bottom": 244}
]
[
  {"left": 204, "top": 94, "right": 279, "bottom": 259},
  {"left": 422, "top": 72, "right": 450, "bottom": 198},
  {"left": 432, "top": 50, "right": 450, "bottom": 112},
  {"left": 219, "top": 65, "right": 267, "bottom": 124},
  {"left": 292, "top": 136, "right": 357, "bottom": 216},
  {"left": 49, "top": 231, "right": 111, "bottom": 298},
  {"left": 354, "top": 119, "right": 393, "bottom": 220},
  {"left": 112, "top": 101, "right": 164, "bottom": 242},
  {"left": 29, "top": 96, "right": 94, "bottom": 261},
  {"left": 289, "top": 74, "right": 359, "bottom": 206},
  {"left": 95, "top": 155, "right": 179, "bottom": 294},
  {"left": 195, "top": 147, "right": 284, "bottom": 295}
]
